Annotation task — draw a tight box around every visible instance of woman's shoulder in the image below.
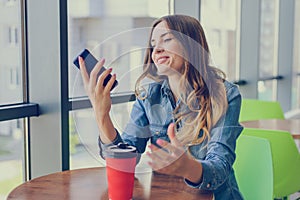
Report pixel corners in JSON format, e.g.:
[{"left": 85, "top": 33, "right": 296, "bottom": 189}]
[
  {"left": 148, "top": 81, "right": 164, "bottom": 92},
  {"left": 223, "top": 80, "right": 241, "bottom": 100},
  {"left": 138, "top": 80, "right": 164, "bottom": 100}
]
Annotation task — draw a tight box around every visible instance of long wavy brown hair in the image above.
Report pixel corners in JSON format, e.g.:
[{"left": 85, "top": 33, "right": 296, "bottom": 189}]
[{"left": 135, "top": 15, "right": 228, "bottom": 146}]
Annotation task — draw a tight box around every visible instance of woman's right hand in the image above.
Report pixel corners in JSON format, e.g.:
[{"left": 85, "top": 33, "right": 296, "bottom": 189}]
[{"left": 78, "top": 56, "right": 117, "bottom": 121}]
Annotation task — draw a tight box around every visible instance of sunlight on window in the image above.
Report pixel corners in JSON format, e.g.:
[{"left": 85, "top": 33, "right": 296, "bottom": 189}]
[
  {"left": 68, "top": 0, "right": 171, "bottom": 170},
  {"left": 200, "top": 0, "right": 240, "bottom": 81}
]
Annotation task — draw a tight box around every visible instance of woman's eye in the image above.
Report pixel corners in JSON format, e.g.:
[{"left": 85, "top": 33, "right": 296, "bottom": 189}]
[{"left": 164, "top": 38, "right": 172, "bottom": 42}]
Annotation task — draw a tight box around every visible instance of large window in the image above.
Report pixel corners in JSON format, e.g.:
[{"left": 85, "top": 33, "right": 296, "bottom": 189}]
[
  {"left": 258, "top": 0, "right": 279, "bottom": 100},
  {"left": 200, "top": 0, "right": 241, "bottom": 82},
  {"left": 0, "top": 0, "right": 23, "bottom": 105},
  {"left": 292, "top": 0, "right": 300, "bottom": 109},
  {"left": 0, "top": 119, "right": 25, "bottom": 200},
  {"left": 0, "top": 1, "right": 25, "bottom": 199},
  {"left": 68, "top": 0, "right": 171, "bottom": 169}
]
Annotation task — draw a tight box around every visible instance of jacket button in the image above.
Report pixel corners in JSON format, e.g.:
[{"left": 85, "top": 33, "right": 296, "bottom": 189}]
[
  {"left": 206, "top": 183, "right": 211, "bottom": 188},
  {"left": 155, "top": 131, "right": 160, "bottom": 135}
]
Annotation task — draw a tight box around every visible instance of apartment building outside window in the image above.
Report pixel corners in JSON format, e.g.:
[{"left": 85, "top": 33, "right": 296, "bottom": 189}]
[
  {"left": 0, "top": 0, "right": 25, "bottom": 199},
  {"left": 8, "top": 26, "right": 18, "bottom": 45},
  {"left": 200, "top": 0, "right": 240, "bottom": 82},
  {"left": 68, "top": 0, "right": 171, "bottom": 170}
]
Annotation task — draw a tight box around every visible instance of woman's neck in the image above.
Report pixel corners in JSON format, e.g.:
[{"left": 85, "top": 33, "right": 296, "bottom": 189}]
[{"left": 168, "top": 75, "right": 181, "bottom": 102}]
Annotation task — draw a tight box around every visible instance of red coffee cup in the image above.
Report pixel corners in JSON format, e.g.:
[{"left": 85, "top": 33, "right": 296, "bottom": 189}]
[{"left": 105, "top": 143, "right": 137, "bottom": 200}]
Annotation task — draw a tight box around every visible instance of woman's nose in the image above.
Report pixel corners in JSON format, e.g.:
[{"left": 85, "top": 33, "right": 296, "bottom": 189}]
[{"left": 153, "top": 45, "right": 164, "bottom": 54}]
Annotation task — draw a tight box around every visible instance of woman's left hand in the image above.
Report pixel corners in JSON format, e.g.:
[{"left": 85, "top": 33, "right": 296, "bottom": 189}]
[{"left": 147, "top": 123, "right": 194, "bottom": 178}]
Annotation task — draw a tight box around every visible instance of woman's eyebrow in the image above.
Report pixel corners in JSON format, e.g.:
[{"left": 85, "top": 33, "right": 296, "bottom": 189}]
[{"left": 151, "top": 31, "right": 172, "bottom": 43}]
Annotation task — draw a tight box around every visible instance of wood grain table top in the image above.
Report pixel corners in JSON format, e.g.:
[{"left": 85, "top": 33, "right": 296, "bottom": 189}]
[{"left": 7, "top": 167, "right": 213, "bottom": 200}]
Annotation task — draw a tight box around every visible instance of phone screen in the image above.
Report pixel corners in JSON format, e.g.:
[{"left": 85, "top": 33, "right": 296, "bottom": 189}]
[{"left": 73, "top": 49, "right": 118, "bottom": 90}]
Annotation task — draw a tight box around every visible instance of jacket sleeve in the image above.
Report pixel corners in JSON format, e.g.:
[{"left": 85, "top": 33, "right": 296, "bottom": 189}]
[
  {"left": 98, "top": 97, "right": 152, "bottom": 163},
  {"left": 185, "top": 84, "right": 243, "bottom": 191}
]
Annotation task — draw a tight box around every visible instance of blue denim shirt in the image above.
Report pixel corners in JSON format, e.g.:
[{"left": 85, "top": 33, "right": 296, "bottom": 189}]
[{"left": 99, "top": 80, "right": 244, "bottom": 200}]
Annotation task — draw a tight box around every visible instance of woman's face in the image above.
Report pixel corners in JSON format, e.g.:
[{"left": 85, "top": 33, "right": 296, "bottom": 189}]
[{"left": 151, "top": 21, "right": 185, "bottom": 76}]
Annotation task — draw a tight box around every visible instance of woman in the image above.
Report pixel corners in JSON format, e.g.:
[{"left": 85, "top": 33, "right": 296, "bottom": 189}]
[{"left": 79, "top": 14, "right": 244, "bottom": 199}]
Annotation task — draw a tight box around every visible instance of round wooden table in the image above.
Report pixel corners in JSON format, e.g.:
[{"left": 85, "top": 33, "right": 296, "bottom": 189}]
[
  {"left": 240, "top": 119, "right": 300, "bottom": 139},
  {"left": 7, "top": 167, "right": 212, "bottom": 200}
]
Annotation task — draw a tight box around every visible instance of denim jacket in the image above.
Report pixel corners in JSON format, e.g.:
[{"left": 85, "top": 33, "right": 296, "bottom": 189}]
[{"left": 99, "top": 79, "right": 244, "bottom": 200}]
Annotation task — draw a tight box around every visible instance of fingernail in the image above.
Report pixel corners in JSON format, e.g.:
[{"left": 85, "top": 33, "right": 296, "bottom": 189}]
[{"left": 157, "top": 139, "right": 163, "bottom": 145}]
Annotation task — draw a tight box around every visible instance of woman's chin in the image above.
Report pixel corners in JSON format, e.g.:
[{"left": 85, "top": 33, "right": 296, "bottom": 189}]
[{"left": 157, "top": 65, "right": 169, "bottom": 75}]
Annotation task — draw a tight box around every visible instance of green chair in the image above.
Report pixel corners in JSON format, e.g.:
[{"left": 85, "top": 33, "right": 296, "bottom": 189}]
[
  {"left": 233, "top": 134, "right": 273, "bottom": 200},
  {"left": 239, "top": 99, "right": 285, "bottom": 122},
  {"left": 243, "top": 128, "right": 300, "bottom": 199}
]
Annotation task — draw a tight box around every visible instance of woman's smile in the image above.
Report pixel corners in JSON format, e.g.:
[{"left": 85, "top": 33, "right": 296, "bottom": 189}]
[{"left": 157, "top": 56, "right": 169, "bottom": 64}]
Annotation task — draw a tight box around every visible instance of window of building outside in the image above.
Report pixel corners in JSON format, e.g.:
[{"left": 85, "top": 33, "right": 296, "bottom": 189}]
[
  {"left": 68, "top": 0, "right": 171, "bottom": 170},
  {"left": 0, "top": 3, "right": 22, "bottom": 105},
  {"left": 8, "top": 26, "right": 18, "bottom": 45},
  {"left": 258, "top": 0, "right": 279, "bottom": 101},
  {"left": 200, "top": 0, "right": 241, "bottom": 82},
  {"left": 0, "top": 0, "right": 25, "bottom": 199},
  {"left": 292, "top": 0, "right": 300, "bottom": 109}
]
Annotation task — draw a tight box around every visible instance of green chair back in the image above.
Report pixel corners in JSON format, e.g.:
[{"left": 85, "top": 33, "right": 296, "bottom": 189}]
[
  {"left": 243, "top": 128, "right": 300, "bottom": 198},
  {"left": 239, "top": 99, "right": 285, "bottom": 122},
  {"left": 233, "top": 134, "right": 273, "bottom": 200}
]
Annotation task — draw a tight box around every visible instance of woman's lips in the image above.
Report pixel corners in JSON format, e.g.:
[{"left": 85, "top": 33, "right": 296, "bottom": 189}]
[{"left": 157, "top": 56, "right": 169, "bottom": 64}]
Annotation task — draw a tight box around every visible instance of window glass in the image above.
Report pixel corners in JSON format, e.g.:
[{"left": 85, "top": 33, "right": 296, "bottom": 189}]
[
  {"left": 70, "top": 101, "right": 151, "bottom": 173},
  {"left": 0, "top": 119, "right": 24, "bottom": 200},
  {"left": 69, "top": 109, "right": 102, "bottom": 169},
  {"left": 200, "top": 0, "right": 241, "bottom": 81},
  {"left": 68, "top": 0, "right": 170, "bottom": 97},
  {"left": 68, "top": 0, "right": 170, "bottom": 169},
  {"left": 258, "top": 80, "right": 275, "bottom": 101},
  {"left": 258, "top": 0, "right": 279, "bottom": 100},
  {"left": 292, "top": 0, "right": 300, "bottom": 109},
  {"left": 0, "top": 0, "right": 25, "bottom": 198},
  {"left": 0, "top": 0, "right": 23, "bottom": 105}
]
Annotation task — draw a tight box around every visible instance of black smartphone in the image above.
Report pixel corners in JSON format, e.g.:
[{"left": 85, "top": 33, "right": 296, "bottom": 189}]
[{"left": 73, "top": 49, "right": 118, "bottom": 91}]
